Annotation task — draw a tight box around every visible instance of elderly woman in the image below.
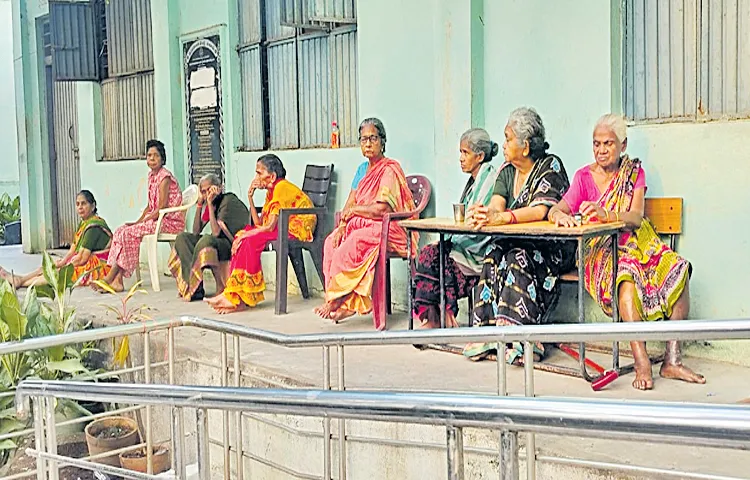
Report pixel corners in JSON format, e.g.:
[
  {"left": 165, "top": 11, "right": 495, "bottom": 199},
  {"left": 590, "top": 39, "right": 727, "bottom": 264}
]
[
  {"left": 95, "top": 139, "right": 185, "bottom": 293},
  {"left": 462, "top": 107, "right": 574, "bottom": 364},
  {"left": 168, "top": 173, "right": 249, "bottom": 301},
  {"left": 205, "top": 154, "right": 316, "bottom": 314},
  {"left": 412, "top": 128, "right": 500, "bottom": 329},
  {"left": 314, "top": 118, "right": 417, "bottom": 330},
  {"left": 548, "top": 114, "right": 704, "bottom": 390},
  {"left": 0, "top": 190, "right": 112, "bottom": 288}
]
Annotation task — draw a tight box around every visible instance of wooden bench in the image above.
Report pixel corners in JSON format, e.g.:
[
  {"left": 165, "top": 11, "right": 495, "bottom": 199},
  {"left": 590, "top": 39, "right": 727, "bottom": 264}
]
[{"left": 560, "top": 197, "right": 683, "bottom": 282}]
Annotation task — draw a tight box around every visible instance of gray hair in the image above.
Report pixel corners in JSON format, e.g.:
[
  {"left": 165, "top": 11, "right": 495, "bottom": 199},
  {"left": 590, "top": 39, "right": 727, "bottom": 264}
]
[
  {"left": 359, "top": 117, "right": 387, "bottom": 153},
  {"left": 199, "top": 173, "right": 222, "bottom": 187},
  {"left": 507, "top": 107, "right": 549, "bottom": 160},
  {"left": 594, "top": 113, "right": 627, "bottom": 143},
  {"left": 460, "top": 128, "right": 499, "bottom": 163}
]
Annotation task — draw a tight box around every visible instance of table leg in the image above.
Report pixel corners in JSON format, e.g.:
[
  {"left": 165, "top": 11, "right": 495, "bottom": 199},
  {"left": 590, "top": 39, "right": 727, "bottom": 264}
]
[
  {"left": 611, "top": 232, "right": 620, "bottom": 371},
  {"left": 577, "top": 236, "right": 595, "bottom": 382},
  {"left": 407, "top": 229, "right": 414, "bottom": 330},
  {"left": 439, "top": 233, "right": 446, "bottom": 329}
]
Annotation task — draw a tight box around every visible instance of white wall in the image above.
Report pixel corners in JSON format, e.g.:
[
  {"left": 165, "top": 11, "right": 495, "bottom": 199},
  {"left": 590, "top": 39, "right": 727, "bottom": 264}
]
[{"left": 0, "top": 0, "right": 20, "bottom": 198}]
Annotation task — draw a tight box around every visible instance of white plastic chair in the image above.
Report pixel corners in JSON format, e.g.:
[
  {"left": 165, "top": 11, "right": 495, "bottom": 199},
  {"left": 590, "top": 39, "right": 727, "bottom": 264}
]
[{"left": 137, "top": 184, "right": 200, "bottom": 291}]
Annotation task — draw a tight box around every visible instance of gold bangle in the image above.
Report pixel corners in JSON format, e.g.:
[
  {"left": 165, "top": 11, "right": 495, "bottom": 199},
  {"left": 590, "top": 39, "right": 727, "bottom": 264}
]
[{"left": 616, "top": 211, "right": 620, "bottom": 222}]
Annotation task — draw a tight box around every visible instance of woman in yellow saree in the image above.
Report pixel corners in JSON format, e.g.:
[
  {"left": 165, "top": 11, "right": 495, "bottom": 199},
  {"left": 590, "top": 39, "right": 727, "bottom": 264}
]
[
  {"left": 314, "top": 118, "right": 417, "bottom": 330},
  {"left": 0, "top": 190, "right": 111, "bottom": 288}
]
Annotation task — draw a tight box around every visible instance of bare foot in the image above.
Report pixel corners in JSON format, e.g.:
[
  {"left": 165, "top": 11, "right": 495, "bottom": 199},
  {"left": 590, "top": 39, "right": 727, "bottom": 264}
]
[
  {"left": 659, "top": 362, "right": 706, "bottom": 384},
  {"left": 632, "top": 360, "right": 654, "bottom": 390},
  {"left": 203, "top": 295, "right": 221, "bottom": 306},
  {"left": 208, "top": 294, "right": 237, "bottom": 312},
  {"left": 314, "top": 303, "right": 333, "bottom": 318},
  {"left": 329, "top": 309, "right": 355, "bottom": 323},
  {"left": 217, "top": 304, "right": 248, "bottom": 315}
]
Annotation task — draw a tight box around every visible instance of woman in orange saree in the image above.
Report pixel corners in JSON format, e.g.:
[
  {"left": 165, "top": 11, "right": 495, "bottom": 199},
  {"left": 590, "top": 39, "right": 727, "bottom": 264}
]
[
  {"left": 205, "top": 154, "right": 316, "bottom": 313},
  {"left": 314, "top": 118, "right": 417, "bottom": 330}
]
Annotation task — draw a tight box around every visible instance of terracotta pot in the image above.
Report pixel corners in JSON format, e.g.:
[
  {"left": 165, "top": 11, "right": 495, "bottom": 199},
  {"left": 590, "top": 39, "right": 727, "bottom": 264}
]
[
  {"left": 119, "top": 446, "right": 171, "bottom": 474},
  {"left": 84, "top": 416, "right": 139, "bottom": 467}
]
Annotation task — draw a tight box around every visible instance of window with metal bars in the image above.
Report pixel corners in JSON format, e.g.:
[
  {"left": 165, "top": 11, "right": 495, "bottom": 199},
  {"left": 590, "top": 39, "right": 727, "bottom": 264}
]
[
  {"left": 237, "top": 0, "right": 358, "bottom": 151},
  {"left": 622, "top": 0, "right": 750, "bottom": 122}
]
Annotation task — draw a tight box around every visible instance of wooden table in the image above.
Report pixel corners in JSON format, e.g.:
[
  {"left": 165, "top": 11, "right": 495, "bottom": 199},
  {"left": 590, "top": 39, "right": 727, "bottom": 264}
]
[{"left": 399, "top": 218, "right": 626, "bottom": 381}]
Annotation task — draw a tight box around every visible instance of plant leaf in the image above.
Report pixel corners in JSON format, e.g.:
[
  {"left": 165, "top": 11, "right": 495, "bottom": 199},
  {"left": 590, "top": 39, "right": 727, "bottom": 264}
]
[
  {"left": 46, "top": 359, "right": 88, "bottom": 374},
  {"left": 113, "top": 336, "right": 129, "bottom": 367},
  {"left": 93, "top": 280, "right": 117, "bottom": 295},
  {"left": 0, "top": 439, "right": 17, "bottom": 450},
  {"left": 0, "top": 418, "right": 27, "bottom": 435},
  {"left": 0, "top": 291, "right": 26, "bottom": 340},
  {"left": 41, "top": 253, "right": 59, "bottom": 294},
  {"left": 58, "top": 264, "right": 74, "bottom": 297}
]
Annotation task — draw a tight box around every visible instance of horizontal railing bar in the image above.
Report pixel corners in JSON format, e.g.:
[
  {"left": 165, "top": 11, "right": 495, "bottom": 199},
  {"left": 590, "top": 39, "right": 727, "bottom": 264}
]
[
  {"left": 3, "top": 317, "right": 750, "bottom": 357},
  {"left": 17, "top": 381, "right": 750, "bottom": 450},
  {"left": 25, "top": 449, "right": 170, "bottom": 480},
  {"left": 207, "top": 437, "right": 322, "bottom": 480}
]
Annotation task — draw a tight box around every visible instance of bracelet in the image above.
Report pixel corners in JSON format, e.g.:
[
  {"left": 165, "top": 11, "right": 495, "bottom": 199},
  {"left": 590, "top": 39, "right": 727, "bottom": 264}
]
[{"left": 508, "top": 211, "right": 518, "bottom": 224}]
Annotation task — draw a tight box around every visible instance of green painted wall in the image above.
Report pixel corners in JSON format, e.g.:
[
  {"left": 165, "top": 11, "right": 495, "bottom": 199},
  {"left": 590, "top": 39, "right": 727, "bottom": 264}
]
[{"left": 0, "top": 0, "right": 20, "bottom": 199}]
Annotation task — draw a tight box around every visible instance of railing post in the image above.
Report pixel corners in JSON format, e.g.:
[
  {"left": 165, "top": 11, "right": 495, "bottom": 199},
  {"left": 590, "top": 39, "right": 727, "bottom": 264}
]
[
  {"left": 523, "top": 341, "right": 536, "bottom": 480},
  {"left": 168, "top": 326, "right": 177, "bottom": 474},
  {"left": 221, "top": 332, "right": 230, "bottom": 479},
  {"left": 323, "top": 346, "right": 332, "bottom": 480},
  {"left": 196, "top": 408, "right": 211, "bottom": 480},
  {"left": 499, "top": 431, "right": 519, "bottom": 480},
  {"left": 33, "top": 396, "right": 46, "bottom": 480},
  {"left": 337, "top": 345, "right": 346, "bottom": 480},
  {"left": 446, "top": 426, "right": 465, "bottom": 480},
  {"left": 172, "top": 407, "right": 186, "bottom": 480},
  {"left": 144, "top": 331, "right": 153, "bottom": 474},
  {"left": 45, "top": 397, "right": 59, "bottom": 480},
  {"left": 234, "top": 334, "right": 244, "bottom": 480}
]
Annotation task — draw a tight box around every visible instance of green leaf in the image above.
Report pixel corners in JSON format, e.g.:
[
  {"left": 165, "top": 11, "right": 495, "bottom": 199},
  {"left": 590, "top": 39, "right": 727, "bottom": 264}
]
[
  {"left": 46, "top": 359, "right": 88, "bottom": 374},
  {"left": 0, "top": 439, "right": 17, "bottom": 450},
  {"left": 41, "top": 253, "right": 58, "bottom": 295},
  {"left": 0, "top": 320, "right": 9, "bottom": 342},
  {"left": 35, "top": 284, "right": 55, "bottom": 299},
  {"left": 47, "top": 345, "right": 65, "bottom": 363},
  {"left": 58, "top": 264, "right": 74, "bottom": 297},
  {"left": 0, "top": 291, "right": 26, "bottom": 340},
  {"left": 0, "top": 418, "right": 27, "bottom": 435}
]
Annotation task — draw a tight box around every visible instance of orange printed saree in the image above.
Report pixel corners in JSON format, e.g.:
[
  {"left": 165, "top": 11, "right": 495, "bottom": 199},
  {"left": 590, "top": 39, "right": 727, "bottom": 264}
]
[
  {"left": 222, "top": 179, "right": 316, "bottom": 307},
  {"left": 322, "top": 158, "right": 417, "bottom": 329}
]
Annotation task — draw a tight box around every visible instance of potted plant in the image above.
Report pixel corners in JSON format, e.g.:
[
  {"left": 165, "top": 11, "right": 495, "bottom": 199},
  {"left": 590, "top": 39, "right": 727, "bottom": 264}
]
[
  {"left": 0, "top": 194, "right": 21, "bottom": 245},
  {"left": 119, "top": 444, "right": 171, "bottom": 474},
  {"left": 84, "top": 416, "right": 139, "bottom": 467}
]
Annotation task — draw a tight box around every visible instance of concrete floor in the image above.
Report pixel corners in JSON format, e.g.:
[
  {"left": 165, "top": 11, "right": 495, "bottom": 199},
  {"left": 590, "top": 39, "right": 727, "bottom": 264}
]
[{"left": 2, "top": 245, "right": 749, "bottom": 478}]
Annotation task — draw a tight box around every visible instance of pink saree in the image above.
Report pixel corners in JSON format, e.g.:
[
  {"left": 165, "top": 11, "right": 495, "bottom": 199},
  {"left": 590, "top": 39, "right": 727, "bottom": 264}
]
[{"left": 322, "top": 158, "right": 417, "bottom": 329}]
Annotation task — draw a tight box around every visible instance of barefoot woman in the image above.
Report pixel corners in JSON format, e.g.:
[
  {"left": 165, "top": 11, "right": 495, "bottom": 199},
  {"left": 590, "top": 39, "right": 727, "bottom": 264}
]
[
  {"left": 96, "top": 140, "right": 184, "bottom": 292},
  {"left": 0, "top": 190, "right": 112, "bottom": 288},
  {"left": 314, "top": 118, "right": 417, "bottom": 330},
  {"left": 205, "top": 154, "right": 316, "bottom": 313},
  {"left": 548, "top": 114, "right": 705, "bottom": 390}
]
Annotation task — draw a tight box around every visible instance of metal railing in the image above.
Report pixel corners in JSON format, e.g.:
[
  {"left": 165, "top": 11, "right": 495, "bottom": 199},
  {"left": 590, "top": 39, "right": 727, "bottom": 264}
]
[
  {"left": 14, "top": 380, "right": 750, "bottom": 480},
  {"left": 1, "top": 316, "right": 750, "bottom": 480}
]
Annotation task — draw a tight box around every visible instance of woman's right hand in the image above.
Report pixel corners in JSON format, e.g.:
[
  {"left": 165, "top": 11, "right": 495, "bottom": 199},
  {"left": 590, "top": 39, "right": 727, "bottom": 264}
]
[
  {"left": 331, "top": 225, "right": 345, "bottom": 248},
  {"left": 551, "top": 211, "right": 579, "bottom": 228},
  {"left": 231, "top": 233, "right": 246, "bottom": 256},
  {"left": 466, "top": 204, "right": 489, "bottom": 229}
]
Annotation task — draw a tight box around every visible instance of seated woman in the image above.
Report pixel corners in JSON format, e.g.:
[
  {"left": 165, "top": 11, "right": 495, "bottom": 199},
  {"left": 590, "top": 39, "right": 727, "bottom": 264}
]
[
  {"left": 548, "top": 113, "right": 705, "bottom": 390},
  {"left": 205, "top": 154, "right": 316, "bottom": 314},
  {"left": 95, "top": 139, "right": 185, "bottom": 293},
  {"left": 462, "top": 107, "right": 574, "bottom": 364},
  {"left": 0, "top": 190, "right": 112, "bottom": 288},
  {"left": 314, "top": 118, "right": 417, "bottom": 330},
  {"left": 412, "top": 128, "right": 500, "bottom": 328}
]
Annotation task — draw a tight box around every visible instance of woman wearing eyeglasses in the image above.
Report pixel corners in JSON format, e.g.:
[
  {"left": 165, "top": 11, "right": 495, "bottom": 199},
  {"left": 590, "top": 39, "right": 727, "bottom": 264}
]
[{"left": 314, "top": 118, "right": 417, "bottom": 330}]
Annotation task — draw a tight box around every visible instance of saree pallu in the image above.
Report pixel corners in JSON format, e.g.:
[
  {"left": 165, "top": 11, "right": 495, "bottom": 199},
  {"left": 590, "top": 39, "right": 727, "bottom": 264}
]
[
  {"left": 322, "top": 158, "right": 416, "bottom": 328},
  {"left": 583, "top": 155, "right": 691, "bottom": 320},
  {"left": 222, "top": 179, "right": 316, "bottom": 307},
  {"left": 69, "top": 216, "right": 112, "bottom": 286},
  {"left": 463, "top": 155, "right": 573, "bottom": 363}
]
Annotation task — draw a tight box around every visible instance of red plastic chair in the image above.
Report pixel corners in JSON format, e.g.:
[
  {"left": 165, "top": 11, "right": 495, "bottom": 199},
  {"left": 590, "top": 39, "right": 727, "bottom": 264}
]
[{"left": 372, "top": 175, "right": 432, "bottom": 330}]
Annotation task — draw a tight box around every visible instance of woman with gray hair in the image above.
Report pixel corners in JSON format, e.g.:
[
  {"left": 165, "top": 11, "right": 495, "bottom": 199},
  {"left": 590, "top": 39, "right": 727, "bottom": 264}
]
[
  {"left": 412, "top": 128, "right": 500, "bottom": 329},
  {"left": 548, "top": 113, "right": 703, "bottom": 390},
  {"left": 463, "top": 107, "right": 574, "bottom": 364}
]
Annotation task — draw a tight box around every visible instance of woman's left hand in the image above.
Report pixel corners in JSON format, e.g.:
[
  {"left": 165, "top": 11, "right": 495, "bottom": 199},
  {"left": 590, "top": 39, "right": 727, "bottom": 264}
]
[
  {"left": 207, "top": 186, "right": 220, "bottom": 204},
  {"left": 580, "top": 201, "right": 607, "bottom": 222},
  {"left": 341, "top": 206, "right": 357, "bottom": 222}
]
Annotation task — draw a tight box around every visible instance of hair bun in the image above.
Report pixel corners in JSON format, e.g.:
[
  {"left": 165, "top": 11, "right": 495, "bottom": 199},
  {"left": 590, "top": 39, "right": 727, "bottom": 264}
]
[
  {"left": 490, "top": 140, "right": 500, "bottom": 158},
  {"left": 543, "top": 141, "right": 550, "bottom": 150}
]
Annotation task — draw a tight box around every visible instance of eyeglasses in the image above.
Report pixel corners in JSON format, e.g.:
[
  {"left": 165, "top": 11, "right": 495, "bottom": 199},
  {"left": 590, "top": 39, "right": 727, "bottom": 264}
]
[{"left": 359, "top": 135, "right": 380, "bottom": 144}]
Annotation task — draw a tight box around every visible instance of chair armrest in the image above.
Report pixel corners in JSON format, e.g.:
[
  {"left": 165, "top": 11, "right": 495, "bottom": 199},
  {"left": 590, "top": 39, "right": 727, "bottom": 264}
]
[
  {"left": 388, "top": 211, "right": 417, "bottom": 222},
  {"left": 279, "top": 206, "right": 328, "bottom": 217},
  {"left": 155, "top": 204, "right": 192, "bottom": 236}
]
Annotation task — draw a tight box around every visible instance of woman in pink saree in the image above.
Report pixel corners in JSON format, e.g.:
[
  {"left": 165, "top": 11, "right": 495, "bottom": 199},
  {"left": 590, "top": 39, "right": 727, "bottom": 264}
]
[{"left": 314, "top": 118, "right": 416, "bottom": 330}]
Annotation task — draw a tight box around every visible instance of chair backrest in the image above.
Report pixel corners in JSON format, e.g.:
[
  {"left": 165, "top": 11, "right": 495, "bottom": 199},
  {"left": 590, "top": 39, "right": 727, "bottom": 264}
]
[
  {"left": 301, "top": 164, "right": 334, "bottom": 208},
  {"left": 182, "top": 184, "right": 200, "bottom": 207},
  {"left": 406, "top": 175, "right": 431, "bottom": 216},
  {"left": 644, "top": 197, "right": 682, "bottom": 235}
]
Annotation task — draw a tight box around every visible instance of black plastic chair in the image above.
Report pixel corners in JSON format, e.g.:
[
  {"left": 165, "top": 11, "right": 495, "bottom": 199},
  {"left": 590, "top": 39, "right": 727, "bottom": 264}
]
[{"left": 271, "top": 164, "right": 333, "bottom": 314}]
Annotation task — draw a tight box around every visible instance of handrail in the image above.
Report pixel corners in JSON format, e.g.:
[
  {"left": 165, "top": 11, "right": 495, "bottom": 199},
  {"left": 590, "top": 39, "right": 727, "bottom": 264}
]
[
  {"left": 2, "top": 316, "right": 750, "bottom": 355},
  {"left": 16, "top": 380, "right": 750, "bottom": 450}
]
